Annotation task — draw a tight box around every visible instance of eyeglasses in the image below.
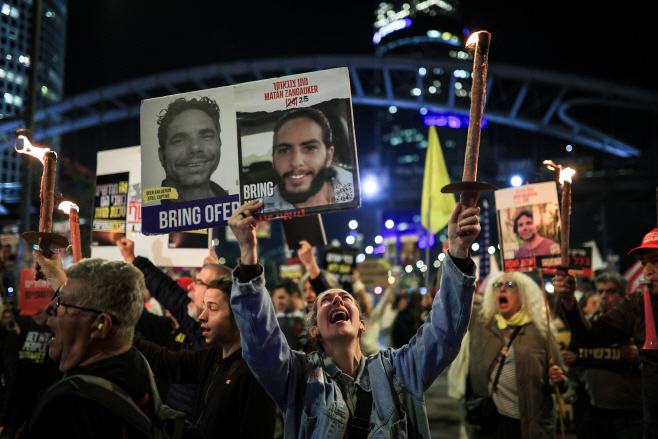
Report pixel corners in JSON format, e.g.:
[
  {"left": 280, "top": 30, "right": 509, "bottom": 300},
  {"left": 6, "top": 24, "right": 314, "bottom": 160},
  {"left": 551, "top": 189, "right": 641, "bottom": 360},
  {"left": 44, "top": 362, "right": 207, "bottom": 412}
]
[
  {"left": 193, "top": 279, "right": 210, "bottom": 289},
  {"left": 50, "top": 288, "right": 120, "bottom": 325},
  {"left": 492, "top": 281, "right": 518, "bottom": 291}
]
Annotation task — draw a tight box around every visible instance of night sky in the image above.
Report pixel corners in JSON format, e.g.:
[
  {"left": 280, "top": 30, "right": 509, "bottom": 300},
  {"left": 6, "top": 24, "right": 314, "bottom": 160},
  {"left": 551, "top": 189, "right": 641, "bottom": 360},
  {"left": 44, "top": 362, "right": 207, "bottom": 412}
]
[
  {"left": 64, "top": 0, "right": 654, "bottom": 95},
  {"left": 57, "top": 0, "right": 656, "bottom": 269}
]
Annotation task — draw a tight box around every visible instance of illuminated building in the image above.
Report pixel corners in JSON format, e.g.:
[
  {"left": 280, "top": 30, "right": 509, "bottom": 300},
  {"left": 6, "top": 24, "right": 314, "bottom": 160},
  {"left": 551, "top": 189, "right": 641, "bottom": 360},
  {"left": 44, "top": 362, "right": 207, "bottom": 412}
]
[{"left": 0, "top": 0, "right": 67, "bottom": 205}]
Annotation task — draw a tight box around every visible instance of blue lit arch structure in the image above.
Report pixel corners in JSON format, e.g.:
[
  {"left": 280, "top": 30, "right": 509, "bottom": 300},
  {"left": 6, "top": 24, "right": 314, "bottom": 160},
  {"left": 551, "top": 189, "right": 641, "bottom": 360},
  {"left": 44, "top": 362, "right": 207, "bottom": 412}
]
[{"left": 1, "top": 55, "right": 656, "bottom": 157}]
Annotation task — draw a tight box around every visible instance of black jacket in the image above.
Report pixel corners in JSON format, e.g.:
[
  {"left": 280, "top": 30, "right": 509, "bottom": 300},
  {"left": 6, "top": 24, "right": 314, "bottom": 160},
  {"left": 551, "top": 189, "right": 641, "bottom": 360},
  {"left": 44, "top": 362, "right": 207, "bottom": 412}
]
[
  {"left": 135, "top": 340, "right": 276, "bottom": 439},
  {"left": 23, "top": 347, "right": 151, "bottom": 439},
  {"left": 133, "top": 256, "right": 208, "bottom": 419}
]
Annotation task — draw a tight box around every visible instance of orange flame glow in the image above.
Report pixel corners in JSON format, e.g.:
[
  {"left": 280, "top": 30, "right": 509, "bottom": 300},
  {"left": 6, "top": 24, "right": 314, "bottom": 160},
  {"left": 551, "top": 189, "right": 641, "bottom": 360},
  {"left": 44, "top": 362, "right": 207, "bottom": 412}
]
[
  {"left": 466, "top": 32, "right": 481, "bottom": 48},
  {"left": 559, "top": 167, "right": 576, "bottom": 184},
  {"left": 58, "top": 201, "right": 78, "bottom": 215},
  {"left": 15, "top": 135, "right": 51, "bottom": 164}
]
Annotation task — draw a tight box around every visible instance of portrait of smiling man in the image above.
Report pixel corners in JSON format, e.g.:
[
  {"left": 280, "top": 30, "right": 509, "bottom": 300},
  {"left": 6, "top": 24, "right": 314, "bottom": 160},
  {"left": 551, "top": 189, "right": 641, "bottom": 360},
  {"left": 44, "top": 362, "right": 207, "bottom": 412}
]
[
  {"left": 513, "top": 209, "right": 559, "bottom": 259},
  {"left": 156, "top": 96, "right": 229, "bottom": 203},
  {"left": 264, "top": 107, "right": 354, "bottom": 212}
]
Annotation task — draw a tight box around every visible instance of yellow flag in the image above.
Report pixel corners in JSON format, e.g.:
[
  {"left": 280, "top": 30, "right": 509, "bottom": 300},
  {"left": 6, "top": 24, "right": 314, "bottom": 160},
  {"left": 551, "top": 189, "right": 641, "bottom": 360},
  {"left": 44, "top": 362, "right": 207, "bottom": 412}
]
[{"left": 421, "top": 126, "right": 456, "bottom": 233}]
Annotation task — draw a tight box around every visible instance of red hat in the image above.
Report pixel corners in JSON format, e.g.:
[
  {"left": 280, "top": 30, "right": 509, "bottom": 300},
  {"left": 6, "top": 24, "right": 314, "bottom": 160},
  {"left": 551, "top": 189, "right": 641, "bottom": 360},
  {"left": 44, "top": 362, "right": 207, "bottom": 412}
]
[
  {"left": 176, "top": 276, "right": 194, "bottom": 290},
  {"left": 628, "top": 228, "right": 658, "bottom": 256}
]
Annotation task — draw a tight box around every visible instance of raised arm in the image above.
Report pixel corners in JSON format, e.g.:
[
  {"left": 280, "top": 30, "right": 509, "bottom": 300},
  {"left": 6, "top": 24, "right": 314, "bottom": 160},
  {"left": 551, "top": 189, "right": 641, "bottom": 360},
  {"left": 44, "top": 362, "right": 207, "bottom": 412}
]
[
  {"left": 391, "top": 201, "right": 480, "bottom": 396},
  {"left": 134, "top": 337, "right": 208, "bottom": 384},
  {"left": 118, "top": 238, "right": 196, "bottom": 333},
  {"left": 554, "top": 272, "right": 631, "bottom": 348},
  {"left": 229, "top": 201, "right": 308, "bottom": 410}
]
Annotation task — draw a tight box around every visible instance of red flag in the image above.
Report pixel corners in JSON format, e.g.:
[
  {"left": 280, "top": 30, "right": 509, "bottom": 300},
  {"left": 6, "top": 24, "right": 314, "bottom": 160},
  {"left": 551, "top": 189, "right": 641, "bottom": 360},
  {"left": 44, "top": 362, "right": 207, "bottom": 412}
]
[{"left": 624, "top": 260, "right": 644, "bottom": 294}]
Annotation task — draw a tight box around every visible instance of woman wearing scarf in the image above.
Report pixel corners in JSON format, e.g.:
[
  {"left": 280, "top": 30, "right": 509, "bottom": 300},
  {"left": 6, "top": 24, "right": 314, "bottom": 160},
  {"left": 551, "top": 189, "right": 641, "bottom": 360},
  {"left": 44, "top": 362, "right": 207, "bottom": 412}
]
[{"left": 455, "top": 271, "right": 568, "bottom": 439}]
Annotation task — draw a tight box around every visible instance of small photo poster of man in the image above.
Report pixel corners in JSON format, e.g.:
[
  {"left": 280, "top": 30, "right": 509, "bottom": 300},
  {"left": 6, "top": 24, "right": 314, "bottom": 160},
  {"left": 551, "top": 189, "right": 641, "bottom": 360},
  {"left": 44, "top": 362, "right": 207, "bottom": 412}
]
[
  {"left": 494, "top": 181, "right": 561, "bottom": 272},
  {"left": 235, "top": 68, "right": 360, "bottom": 219},
  {"left": 140, "top": 86, "right": 241, "bottom": 235}
]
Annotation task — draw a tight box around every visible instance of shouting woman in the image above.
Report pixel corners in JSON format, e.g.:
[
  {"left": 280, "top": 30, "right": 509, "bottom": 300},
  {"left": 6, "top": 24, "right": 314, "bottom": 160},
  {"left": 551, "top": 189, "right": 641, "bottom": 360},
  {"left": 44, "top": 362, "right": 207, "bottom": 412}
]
[{"left": 228, "top": 199, "right": 480, "bottom": 438}]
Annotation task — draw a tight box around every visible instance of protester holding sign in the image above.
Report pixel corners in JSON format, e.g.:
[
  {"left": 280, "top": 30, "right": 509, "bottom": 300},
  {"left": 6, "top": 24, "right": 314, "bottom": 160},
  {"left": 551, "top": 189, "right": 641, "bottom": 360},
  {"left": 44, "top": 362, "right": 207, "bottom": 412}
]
[{"left": 229, "top": 199, "right": 480, "bottom": 438}]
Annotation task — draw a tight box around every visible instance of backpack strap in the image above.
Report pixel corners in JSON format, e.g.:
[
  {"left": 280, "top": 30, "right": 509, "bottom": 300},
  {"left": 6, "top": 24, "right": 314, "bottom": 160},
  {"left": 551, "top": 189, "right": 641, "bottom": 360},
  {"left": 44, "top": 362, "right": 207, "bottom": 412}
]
[
  {"left": 135, "top": 351, "right": 187, "bottom": 439},
  {"left": 28, "top": 374, "right": 152, "bottom": 436}
]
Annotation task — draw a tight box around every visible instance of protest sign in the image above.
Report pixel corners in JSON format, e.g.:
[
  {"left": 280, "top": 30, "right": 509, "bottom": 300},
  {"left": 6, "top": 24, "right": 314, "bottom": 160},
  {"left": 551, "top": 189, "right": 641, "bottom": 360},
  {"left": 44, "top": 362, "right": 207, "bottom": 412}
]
[
  {"left": 91, "top": 146, "right": 211, "bottom": 267},
  {"left": 323, "top": 246, "right": 358, "bottom": 287},
  {"left": 19, "top": 269, "right": 53, "bottom": 315},
  {"left": 92, "top": 172, "right": 129, "bottom": 246},
  {"left": 140, "top": 86, "right": 240, "bottom": 234},
  {"left": 494, "top": 182, "right": 561, "bottom": 272},
  {"left": 236, "top": 68, "right": 360, "bottom": 220}
]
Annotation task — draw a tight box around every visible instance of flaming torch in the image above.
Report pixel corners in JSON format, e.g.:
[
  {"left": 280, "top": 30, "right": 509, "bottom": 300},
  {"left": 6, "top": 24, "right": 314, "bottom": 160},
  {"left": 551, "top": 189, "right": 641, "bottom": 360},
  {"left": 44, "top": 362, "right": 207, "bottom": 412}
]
[
  {"left": 59, "top": 201, "right": 82, "bottom": 263},
  {"left": 441, "top": 31, "right": 497, "bottom": 209},
  {"left": 544, "top": 160, "right": 576, "bottom": 269},
  {"left": 15, "top": 134, "right": 69, "bottom": 278}
]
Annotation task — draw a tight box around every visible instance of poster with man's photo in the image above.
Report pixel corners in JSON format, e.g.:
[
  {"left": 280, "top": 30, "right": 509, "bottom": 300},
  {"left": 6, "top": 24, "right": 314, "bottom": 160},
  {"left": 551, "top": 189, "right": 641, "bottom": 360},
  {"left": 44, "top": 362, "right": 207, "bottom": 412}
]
[
  {"left": 235, "top": 68, "right": 361, "bottom": 220},
  {"left": 140, "top": 86, "right": 241, "bottom": 235},
  {"left": 494, "top": 182, "right": 562, "bottom": 272}
]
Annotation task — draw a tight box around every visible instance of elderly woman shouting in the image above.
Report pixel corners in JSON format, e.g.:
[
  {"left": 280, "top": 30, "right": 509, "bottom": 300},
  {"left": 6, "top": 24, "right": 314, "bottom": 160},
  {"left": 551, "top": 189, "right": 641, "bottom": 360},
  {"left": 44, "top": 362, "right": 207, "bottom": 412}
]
[
  {"left": 229, "top": 199, "right": 480, "bottom": 438},
  {"left": 452, "top": 271, "right": 567, "bottom": 439}
]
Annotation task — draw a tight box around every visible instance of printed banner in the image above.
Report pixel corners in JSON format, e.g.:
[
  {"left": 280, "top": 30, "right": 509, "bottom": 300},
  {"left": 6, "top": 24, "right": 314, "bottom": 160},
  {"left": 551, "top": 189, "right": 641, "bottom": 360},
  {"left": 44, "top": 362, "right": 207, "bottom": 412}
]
[
  {"left": 236, "top": 68, "right": 360, "bottom": 220},
  {"left": 19, "top": 269, "right": 53, "bottom": 315},
  {"left": 494, "top": 182, "right": 562, "bottom": 272},
  {"left": 139, "top": 68, "right": 360, "bottom": 234},
  {"left": 91, "top": 172, "right": 129, "bottom": 246}
]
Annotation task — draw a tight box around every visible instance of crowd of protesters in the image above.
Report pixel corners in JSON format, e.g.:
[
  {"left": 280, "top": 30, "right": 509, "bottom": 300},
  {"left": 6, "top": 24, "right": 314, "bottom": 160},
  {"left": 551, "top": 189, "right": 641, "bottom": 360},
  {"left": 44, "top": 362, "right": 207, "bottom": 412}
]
[{"left": 0, "top": 199, "right": 656, "bottom": 439}]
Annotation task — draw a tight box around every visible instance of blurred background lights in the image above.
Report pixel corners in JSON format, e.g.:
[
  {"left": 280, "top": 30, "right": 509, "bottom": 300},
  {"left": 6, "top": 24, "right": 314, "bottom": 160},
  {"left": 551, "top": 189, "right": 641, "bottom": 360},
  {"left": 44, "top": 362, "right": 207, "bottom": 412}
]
[
  {"left": 389, "top": 106, "right": 397, "bottom": 114},
  {"left": 374, "top": 235, "right": 383, "bottom": 244},
  {"left": 405, "top": 265, "right": 413, "bottom": 273},
  {"left": 438, "top": 253, "right": 446, "bottom": 261},
  {"left": 385, "top": 220, "right": 394, "bottom": 229},
  {"left": 348, "top": 220, "right": 358, "bottom": 229},
  {"left": 471, "top": 242, "right": 480, "bottom": 252},
  {"left": 356, "top": 254, "right": 366, "bottom": 263},
  {"left": 411, "top": 88, "right": 421, "bottom": 96},
  {"left": 365, "top": 245, "right": 374, "bottom": 254},
  {"left": 488, "top": 246, "right": 496, "bottom": 254},
  {"left": 420, "top": 287, "right": 427, "bottom": 295},
  {"left": 374, "top": 286, "right": 383, "bottom": 294},
  {"left": 363, "top": 178, "right": 378, "bottom": 194},
  {"left": 511, "top": 175, "right": 523, "bottom": 187},
  {"left": 566, "top": 144, "right": 573, "bottom": 152},
  {"left": 418, "top": 67, "right": 427, "bottom": 76},
  {"left": 545, "top": 283, "right": 555, "bottom": 293},
  {"left": 346, "top": 235, "right": 356, "bottom": 245},
  {"left": 388, "top": 276, "right": 396, "bottom": 284},
  {"left": 433, "top": 260, "right": 441, "bottom": 268}
]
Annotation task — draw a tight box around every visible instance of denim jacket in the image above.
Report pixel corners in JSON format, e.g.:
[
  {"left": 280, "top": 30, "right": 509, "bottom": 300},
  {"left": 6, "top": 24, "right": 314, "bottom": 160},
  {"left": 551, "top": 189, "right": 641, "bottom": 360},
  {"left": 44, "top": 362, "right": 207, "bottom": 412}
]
[{"left": 231, "top": 254, "right": 475, "bottom": 439}]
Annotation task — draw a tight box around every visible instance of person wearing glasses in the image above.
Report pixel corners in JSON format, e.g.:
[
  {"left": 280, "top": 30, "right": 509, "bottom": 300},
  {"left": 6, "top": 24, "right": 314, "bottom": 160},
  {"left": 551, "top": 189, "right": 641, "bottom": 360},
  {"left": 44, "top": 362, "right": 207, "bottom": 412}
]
[
  {"left": 450, "top": 271, "right": 567, "bottom": 439},
  {"left": 228, "top": 199, "right": 480, "bottom": 438},
  {"left": 24, "top": 252, "right": 151, "bottom": 438},
  {"left": 117, "top": 237, "right": 231, "bottom": 420}
]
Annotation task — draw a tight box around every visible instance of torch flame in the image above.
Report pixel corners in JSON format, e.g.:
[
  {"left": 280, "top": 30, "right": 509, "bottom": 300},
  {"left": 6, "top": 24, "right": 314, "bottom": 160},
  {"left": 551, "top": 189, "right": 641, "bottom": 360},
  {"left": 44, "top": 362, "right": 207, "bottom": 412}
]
[
  {"left": 466, "top": 32, "right": 481, "bottom": 48},
  {"left": 58, "top": 201, "right": 78, "bottom": 214},
  {"left": 559, "top": 167, "right": 576, "bottom": 184},
  {"left": 15, "top": 135, "right": 51, "bottom": 164}
]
